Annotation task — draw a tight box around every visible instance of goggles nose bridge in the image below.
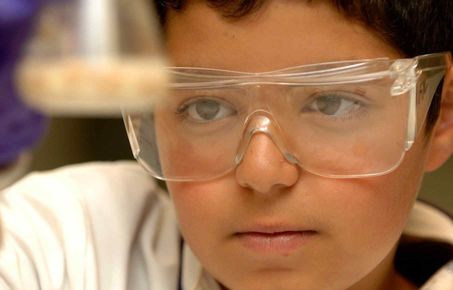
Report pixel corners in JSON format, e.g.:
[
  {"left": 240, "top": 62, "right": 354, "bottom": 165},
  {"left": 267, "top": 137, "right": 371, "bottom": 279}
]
[{"left": 234, "top": 110, "right": 299, "bottom": 166}]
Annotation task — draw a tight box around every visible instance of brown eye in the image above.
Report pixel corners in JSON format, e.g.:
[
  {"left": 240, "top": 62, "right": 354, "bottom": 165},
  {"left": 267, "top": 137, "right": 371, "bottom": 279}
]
[
  {"left": 314, "top": 95, "right": 342, "bottom": 115},
  {"left": 180, "top": 98, "right": 236, "bottom": 123},
  {"left": 194, "top": 99, "right": 221, "bottom": 120},
  {"left": 305, "top": 92, "right": 363, "bottom": 117}
]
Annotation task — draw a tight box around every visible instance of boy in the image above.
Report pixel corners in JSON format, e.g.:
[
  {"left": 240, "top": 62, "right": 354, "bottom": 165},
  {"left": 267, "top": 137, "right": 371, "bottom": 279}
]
[{"left": 1, "top": 0, "right": 452, "bottom": 289}]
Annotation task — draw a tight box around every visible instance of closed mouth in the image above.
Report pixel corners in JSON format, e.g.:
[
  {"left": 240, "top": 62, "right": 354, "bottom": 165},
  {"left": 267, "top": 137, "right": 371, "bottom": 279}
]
[{"left": 235, "top": 230, "right": 317, "bottom": 253}]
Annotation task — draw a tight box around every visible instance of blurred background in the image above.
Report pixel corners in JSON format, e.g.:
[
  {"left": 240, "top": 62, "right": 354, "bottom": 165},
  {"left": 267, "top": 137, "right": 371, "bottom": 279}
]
[{"left": 30, "top": 117, "right": 453, "bottom": 214}]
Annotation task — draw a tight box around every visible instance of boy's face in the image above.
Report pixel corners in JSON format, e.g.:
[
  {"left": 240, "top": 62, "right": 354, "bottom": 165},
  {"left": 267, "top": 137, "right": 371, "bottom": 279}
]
[{"left": 163, "top": 1, "right": 445, "bottom": 290}]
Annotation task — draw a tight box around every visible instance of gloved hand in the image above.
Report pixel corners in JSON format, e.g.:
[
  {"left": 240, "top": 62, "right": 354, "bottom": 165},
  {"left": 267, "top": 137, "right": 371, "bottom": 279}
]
[{"left": 0, "top": 0, "right": 47, "bottom": 166}]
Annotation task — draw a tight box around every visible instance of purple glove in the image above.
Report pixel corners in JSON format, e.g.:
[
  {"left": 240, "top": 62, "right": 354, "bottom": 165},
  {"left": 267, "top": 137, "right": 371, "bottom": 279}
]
[{"left": 0, "top": 0, "right": 47, "bottom": 166}]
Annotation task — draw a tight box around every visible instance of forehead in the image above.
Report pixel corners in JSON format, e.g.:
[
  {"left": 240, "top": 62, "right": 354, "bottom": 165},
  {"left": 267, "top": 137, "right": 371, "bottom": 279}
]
[{"left": 164, "top": 1, "right": 401, "bottom": 71}]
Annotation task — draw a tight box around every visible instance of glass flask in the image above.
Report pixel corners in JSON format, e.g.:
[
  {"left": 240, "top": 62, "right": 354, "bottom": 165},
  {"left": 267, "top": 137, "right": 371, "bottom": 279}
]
[{"left": 16, "top": 0, "right": 168, "bottom": 116}]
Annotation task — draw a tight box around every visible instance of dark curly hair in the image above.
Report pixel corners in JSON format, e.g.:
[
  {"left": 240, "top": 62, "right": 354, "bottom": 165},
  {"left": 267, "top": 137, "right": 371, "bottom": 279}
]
[{"left": 153, "top": 0, "right": 453, "bottom": 132}]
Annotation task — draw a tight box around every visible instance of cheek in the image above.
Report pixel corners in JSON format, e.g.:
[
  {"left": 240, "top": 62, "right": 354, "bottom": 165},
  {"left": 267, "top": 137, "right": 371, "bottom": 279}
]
[
  {"left": 167, "top": 181, "right": 234, "bottom": 245},
  {"left": 325, "top": 178, "right": 413, "bottom": 247},
  {"left": 315, "top": 146, "right": 426, "bottom": 269}
]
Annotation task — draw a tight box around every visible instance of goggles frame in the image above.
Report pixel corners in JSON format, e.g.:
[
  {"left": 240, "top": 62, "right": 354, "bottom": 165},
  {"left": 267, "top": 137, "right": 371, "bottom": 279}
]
[{"left": 123, "top": 52, "right": 449, "bottom": 181}]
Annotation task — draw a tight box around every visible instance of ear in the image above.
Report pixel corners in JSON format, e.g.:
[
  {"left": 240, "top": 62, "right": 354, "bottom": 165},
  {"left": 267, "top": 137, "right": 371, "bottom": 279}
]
[{"left": 425, "top": 53, "right": 453, "bottom": 172}]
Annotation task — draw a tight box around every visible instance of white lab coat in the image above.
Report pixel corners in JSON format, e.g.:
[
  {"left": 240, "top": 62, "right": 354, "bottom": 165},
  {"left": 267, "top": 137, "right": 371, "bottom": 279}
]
[
  {"left": 0, "top": 153, "right": 32, "bottom": 190},
  {"left": 0, "top": 161, "right": 451, "bottom": 290}
]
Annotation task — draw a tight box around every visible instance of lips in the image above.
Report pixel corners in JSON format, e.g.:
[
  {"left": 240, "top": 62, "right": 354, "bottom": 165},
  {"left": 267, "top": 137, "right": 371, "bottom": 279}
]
[{"left": 235, "top": 227, "right": 317, "bottom": 254}]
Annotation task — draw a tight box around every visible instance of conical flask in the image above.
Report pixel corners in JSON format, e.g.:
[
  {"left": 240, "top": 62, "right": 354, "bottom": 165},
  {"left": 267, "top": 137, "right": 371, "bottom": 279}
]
[{"left": 16, "top": 0, "right": 168, "bottom": 116}]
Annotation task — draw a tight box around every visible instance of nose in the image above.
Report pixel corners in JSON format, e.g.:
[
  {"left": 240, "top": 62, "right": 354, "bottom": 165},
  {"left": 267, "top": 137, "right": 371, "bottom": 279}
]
[{"left": 235, "top": 132, "right": 299, "bottom": 194}]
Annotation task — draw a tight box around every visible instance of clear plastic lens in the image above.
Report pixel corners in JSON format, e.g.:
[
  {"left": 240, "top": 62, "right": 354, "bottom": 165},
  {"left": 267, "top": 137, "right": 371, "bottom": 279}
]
[{"left": 123, "top": 53, "right": 449, "bottom": 181}]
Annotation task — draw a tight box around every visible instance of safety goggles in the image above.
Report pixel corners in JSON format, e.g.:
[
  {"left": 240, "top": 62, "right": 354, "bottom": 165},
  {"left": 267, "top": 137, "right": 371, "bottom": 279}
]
[{"left": 123, "top": 52, "right": 449, "bottom": 181}]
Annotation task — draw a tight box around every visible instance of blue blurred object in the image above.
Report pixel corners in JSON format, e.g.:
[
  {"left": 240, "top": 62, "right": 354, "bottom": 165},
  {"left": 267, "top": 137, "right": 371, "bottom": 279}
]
[{"left": 0, "top": 0, "right": 47, "bottom": 166}]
